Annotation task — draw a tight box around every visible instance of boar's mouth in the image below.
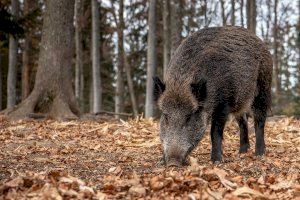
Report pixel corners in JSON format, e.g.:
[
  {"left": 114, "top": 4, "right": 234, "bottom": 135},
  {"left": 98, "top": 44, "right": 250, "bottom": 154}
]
[
  {"left": 163, "top": 148, "right": 192, "bottom": 167},
  {"left": 165, "top": 158, "right": 190, "bottom": 167},
  {"left": 167, "top": 159, "right": 184, "bottom": 167},
  {"left": 162, "top": 129, "right": 206, "bottom": 167}
]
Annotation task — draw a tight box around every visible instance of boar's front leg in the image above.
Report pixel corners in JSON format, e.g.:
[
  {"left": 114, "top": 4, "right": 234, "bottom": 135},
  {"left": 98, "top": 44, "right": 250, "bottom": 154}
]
[{"left": 210, "top": 104, "right": 230, "bottom": 162}]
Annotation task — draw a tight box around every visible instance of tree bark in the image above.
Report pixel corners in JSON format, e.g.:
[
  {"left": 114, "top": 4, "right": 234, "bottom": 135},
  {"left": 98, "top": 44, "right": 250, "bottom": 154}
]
[
  {"left": 7, "top": 0, "right": 19, "bottom": 109},
  {"left": 115, "top": 0, "right": 125, "bottom": 119},
  {"left": 145, "top": 0, "right": 157, "bottom": 118},
  {"left": 22, "top": 34, "right": 30, "bottom": 100},
  {"left": 187, "top": 0, "right": 196, "bottom": 34},
  {"left": 298, "top": 0, "right": 300, "bottom": 67},
  {"left": 0, "top": 53, "right": 2, "bottom": 110},
  {"left": 204, "top": 0, "right": 208, "bottom": 27},
  {"left": 91, "top": 0, "right": 102, "bottom": 113},
  {"left": 240, "top": 0, "right": 244, "bottom": 27},
  {"left": 265, "top": 0, "right": 271, "bottom": 42},
  {"left": 231, "top": 0, "right": 235, "bottom": 26},
  {"left": 246, "top": 0, "right": 256, "bottom": 34},
  {"left": 75, "top": 0, "right": 84, "bottom": 108},
  {"left": 221, "top": 0, "right": 226, "bottom": 26},
  {"left": 6, "top": 0, "right": 80, "bottom": 120},
  {"left": 163, "top": 0, "right": 171, "bottom": 79},
  {"left": 298, "top": 0, "right": 300, "bottom": 97},
  {"left": 89, "top": 78, "right": 93, "bottom": 112},
  {"left": 170, "top": 0, "right": 182, "bottom": 55},
  {"left": 22, "top": 0, "right": 36, "bottom": 100},
  {"left": 124, "top": 52, "right": 138, "bottom": 117},
  {"left": 273, "top": 0, "right": 280, "bottom": 105}
]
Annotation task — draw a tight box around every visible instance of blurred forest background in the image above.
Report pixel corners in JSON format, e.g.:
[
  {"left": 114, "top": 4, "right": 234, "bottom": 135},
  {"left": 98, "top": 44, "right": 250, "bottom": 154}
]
[{"left": 0, "top": 0, "right": 299, "bottom": 119}]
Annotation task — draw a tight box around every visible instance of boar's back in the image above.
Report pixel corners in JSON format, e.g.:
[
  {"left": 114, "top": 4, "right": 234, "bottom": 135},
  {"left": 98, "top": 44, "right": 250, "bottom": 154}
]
[{"left": 164, "top": 26, "right": 272, "bottom": 116}]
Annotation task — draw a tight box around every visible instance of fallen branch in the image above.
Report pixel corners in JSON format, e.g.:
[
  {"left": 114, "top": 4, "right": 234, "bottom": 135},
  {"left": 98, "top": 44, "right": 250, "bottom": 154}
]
[
  {"left": 95, "top": 111, "right": 133, "bottom": 117},
  {"left": 27, "top": 113, "right": 47, "bottom": 119}
]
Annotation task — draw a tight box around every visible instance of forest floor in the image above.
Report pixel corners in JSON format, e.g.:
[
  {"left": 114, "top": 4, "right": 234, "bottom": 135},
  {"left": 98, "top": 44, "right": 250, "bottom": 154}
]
[{"left": 0, "top": 115, "right": 299, "bottom": 199}]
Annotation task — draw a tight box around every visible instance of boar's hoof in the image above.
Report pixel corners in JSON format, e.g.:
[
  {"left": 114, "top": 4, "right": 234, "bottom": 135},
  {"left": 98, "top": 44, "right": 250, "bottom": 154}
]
[
  {"left": 211, "top": 153, "right": 222, "bottom": 163},
  {"left": 239, "top": 144, "right": 250, "bottom": 153},
  {"left": 254, "top": 152, "right": 265, "bottom": 159},
  {"left": 255, "top": 148, "right": 265, "bottom": 156},
  {"left": 212, "top": 160, "right": 222, "bottom": 165}
]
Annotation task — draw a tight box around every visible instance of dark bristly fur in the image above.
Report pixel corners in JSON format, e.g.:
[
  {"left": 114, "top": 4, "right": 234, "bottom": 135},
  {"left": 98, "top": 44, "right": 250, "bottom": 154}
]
[{"left": 154, "top": 26, "right": 273, "bottom": 165}]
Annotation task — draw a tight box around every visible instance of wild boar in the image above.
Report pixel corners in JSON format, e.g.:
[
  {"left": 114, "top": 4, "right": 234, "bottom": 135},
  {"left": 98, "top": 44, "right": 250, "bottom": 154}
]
[{"left": 154, "top": 26, "right": 272, "bottom": 166}]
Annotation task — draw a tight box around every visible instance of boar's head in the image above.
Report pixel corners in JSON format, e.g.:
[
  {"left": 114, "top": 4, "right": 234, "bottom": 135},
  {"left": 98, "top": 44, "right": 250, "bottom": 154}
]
[{"left": 153, "top": 76, "right": 208, "bottom": 167}]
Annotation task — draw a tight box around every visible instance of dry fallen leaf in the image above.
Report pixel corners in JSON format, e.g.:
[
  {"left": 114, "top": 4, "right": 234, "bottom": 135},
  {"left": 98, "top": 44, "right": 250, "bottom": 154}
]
[
  {"left": 0, "top": 116, "right": 299, "bottom": 199},
  {"left": 270, "top": 180, "right": 293, "bottom": 191},
  {"left": 128, "top": 184, "right": 146, "bottom": 196},
  {"left": 4, "top": 177, "right": 24, "bottom": 188},
  {"left": 206, "top": 187, "right": 223, "bottom": 200},
  {"left": 108, "top": 166, "right": 122, "bottom": 175},
  {"left": 231, "top": 176, "right": 243, "bottom": 184},
  {"left": 232, "top": 186, "right": 266, "bottom": 198},
  {"left": 96, "top": 191, "right": 106, "bottom": 200}
]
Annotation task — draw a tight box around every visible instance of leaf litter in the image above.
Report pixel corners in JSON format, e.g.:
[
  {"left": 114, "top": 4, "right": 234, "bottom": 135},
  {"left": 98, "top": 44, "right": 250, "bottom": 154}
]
[{"left": 0, "top": 115, "right": 299, "bottom": 199}]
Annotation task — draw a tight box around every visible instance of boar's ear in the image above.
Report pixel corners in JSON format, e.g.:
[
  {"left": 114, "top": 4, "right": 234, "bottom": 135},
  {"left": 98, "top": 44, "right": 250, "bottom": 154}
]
[
  {"left": 153, "top": 76, "right": 165, "bottom": 101},
  {"left": 191, "top": 78, "right": 207, "bottom": 102}
]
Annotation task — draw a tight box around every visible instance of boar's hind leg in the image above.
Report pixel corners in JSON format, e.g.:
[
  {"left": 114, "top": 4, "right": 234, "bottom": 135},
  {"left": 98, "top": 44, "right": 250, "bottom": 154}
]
[
  {"left": 210, "top": 104, "right": 230, "bottom": 162},
  {"left": 236, "top": 114, "right": 249, "bottom": 153},
  {"left": 252, "top": 90, "right": 270, "bottom": 156}
]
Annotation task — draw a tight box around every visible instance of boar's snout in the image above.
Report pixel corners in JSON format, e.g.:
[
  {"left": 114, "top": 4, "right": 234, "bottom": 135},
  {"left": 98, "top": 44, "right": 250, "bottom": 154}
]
[
  {"left": 167, "top": 159, "right": 182, "bottom": 167},
  {"left": 164, "top": 145, "right": 189, "bottom": 167}
]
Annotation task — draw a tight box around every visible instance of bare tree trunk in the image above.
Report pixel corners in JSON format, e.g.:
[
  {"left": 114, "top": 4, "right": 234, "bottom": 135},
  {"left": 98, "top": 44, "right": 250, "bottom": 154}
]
[
  {"left": 265, "top": 0, "right": 271, "bottom": 42},
  {"left": 75, "top": 0, "right": 84, "bottom": 108},
  {"left": 91, "top": 0, "right": 101, "bottom": 113},
  {"left": 89, "top": 38, "right": 93, "bottom": 113},
  {"left": 80, "top": 64, "right": 84, "bottom": 108},
  {"left": 115, "top": 0, "right": 137, "bottom": 117},
  {"left": 297, "top": 0, "right": 300, "bottom": 59},
  {"left": 187, "top": 0, "right": 196, "bottom": 34},
  {"left": 221, "top": 0, "right": 226, "bottom": 26},
  {"left": 145, "top": 0, "right": 157, "bottom": 118},
  {"left": 246, "top": 0, "right": 256, "bottom": 34},
  {"left": 0, "top": 53, "right": 2, "bottom": 110},
  {"left": 22, "top": 0, "right": 36, "bottom": 100},
  {"left": 204, "top": 0, "right": 208, "bottom": 27},
  {"left": 124, "top": 53, "right": 138, "bottom": 117},
  {"left": 163, "top": 0, "right": 171, "bottom": 79},
  {"left": 298, "top": 0, "right": 300, "bottom": 96},
  {"left": 115, "top": 0, "right": 125, "bottom": 119},
  {"left": 89, "top": 79, "right": 93, "bottom": 112},
  {"left": 240, "top": 0, "right": 244, "bottom": 27},
  {"left": 231, "top": 0, "right": 235, "bottom": 26},
  {"left": 7, "top": 0, "right": 19, "bottom": 108},
  {"left": 297, "top": 0, "right": 300, "bottom": 66},
  {"left": 170, "top": 0, "right": 182, "bottom": 55},
  {"left": 273, "top": 0, "right": 280, "bottom": 105},
  {"left": 6, "top": 0, "right": 80, "bottom": 120},
  {"left": 22, "top": 36, "right": 30, "bottom": 100}
]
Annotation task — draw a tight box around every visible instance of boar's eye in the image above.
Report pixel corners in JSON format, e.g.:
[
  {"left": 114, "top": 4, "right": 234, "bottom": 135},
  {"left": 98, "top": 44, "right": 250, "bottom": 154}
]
[
  {"left": 186, "top": 109, "right": 201, "bottom": 123},
  {"left": 186, "top": 114, "right": 192, "bottom": 123},
  {"left": 194, "top": 108, "right": 201, "bottom": 115}
]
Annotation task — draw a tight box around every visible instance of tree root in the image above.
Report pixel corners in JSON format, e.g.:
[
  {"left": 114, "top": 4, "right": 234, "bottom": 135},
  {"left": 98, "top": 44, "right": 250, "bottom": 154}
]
[
  {"left": 5, "top": 90, "right": 79, "bottom": 121},
  {"left": 5, "top": 91, "right": 40, "bottom": 120},
  {"left": 49, "top": 96, "right": 78, "bottom": 120}
]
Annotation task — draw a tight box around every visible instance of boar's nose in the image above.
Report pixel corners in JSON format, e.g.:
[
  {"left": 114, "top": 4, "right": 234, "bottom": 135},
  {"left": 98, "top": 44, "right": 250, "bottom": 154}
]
[
  {"left": 165, "top": 146, "right": 186, "bottom": 167},
  {"left": 166, "top": 159, "right": 182, "bottom": 167}
]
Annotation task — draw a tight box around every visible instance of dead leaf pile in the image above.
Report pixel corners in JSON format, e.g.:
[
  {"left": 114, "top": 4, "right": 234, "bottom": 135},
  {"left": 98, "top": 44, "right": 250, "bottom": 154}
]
[{"left": 0, "top": 115, "right": 299, "bottom": 199}]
